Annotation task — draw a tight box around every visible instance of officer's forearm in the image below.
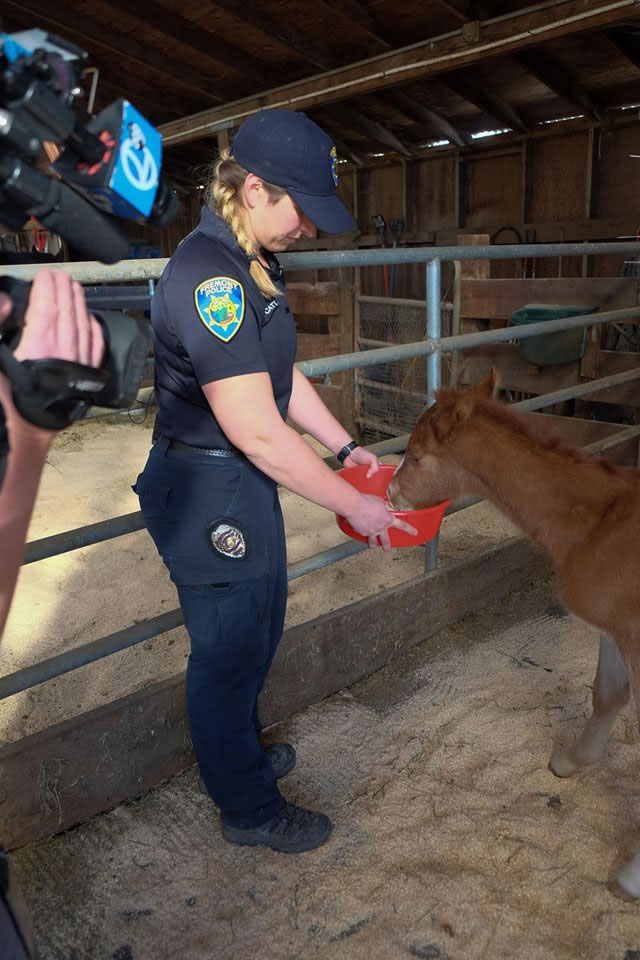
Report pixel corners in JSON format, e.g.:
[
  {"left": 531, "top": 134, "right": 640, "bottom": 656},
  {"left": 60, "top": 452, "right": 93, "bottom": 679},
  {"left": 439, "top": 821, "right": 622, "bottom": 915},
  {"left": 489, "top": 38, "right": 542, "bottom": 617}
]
[
  {"left": 245, "top": 423, "right": 362, "bottom": 515},
  {"left": 288, "top": 368, "right": 351, "bottom": 454}
]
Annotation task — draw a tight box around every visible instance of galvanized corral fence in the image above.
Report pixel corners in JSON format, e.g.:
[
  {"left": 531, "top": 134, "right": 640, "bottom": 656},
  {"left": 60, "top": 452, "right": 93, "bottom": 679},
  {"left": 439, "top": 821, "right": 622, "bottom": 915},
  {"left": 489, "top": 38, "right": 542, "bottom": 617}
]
[{"left": 5, "top": 240, "right": 640, "bottom": 702}]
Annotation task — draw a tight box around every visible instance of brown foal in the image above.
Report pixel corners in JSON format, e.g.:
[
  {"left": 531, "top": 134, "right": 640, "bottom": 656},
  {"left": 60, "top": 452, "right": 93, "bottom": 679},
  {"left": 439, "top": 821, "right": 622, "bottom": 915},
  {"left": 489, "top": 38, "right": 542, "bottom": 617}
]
[{"left": 387, "top": 369, "right": 640, "bottom": 900}]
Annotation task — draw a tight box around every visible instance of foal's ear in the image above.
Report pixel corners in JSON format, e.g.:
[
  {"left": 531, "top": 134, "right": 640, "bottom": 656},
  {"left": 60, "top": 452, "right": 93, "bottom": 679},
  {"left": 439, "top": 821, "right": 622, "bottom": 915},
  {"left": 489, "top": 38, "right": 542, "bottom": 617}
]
[
  {"left": 475, "top": 368, "right": 499, "bottom": 399},
  {"left": 448, "top": 368, "right": 499, "bottom": 426}
]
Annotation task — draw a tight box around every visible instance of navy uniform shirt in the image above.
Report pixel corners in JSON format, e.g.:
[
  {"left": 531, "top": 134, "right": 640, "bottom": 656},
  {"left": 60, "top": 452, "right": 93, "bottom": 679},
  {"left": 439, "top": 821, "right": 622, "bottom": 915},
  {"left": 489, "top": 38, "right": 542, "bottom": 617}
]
[{"left": 152, "top": 206, "right": 297, "bottom": 447}]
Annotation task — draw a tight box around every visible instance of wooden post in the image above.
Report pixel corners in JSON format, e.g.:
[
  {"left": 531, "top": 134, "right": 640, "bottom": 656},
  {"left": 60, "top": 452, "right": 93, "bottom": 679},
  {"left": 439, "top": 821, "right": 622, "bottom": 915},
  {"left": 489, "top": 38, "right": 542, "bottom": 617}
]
[
  {"left": 450, "top": 260, "right": 462, "bottom": 388},
  {"left": 335, "top": 268, "right": 356, "bottom": 435},
  {"left": 579, "top": 128, "right": 602, "bottom": 378},
  {"left": 216, "top": 129, "right": 230, "bottom": 155},
  {"left": 454, "top": 153, "right": 466, "bottom": 231},
  {"left": 520, "top": 139, "right": 528, "bottom": 226}
]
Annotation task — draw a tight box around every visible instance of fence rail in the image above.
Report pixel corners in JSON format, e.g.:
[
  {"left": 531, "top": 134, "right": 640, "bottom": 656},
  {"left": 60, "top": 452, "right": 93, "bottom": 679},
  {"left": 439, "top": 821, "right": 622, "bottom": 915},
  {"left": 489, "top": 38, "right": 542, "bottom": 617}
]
[{"left": 4, "top": 238, "right": 640, "bottom": 700}]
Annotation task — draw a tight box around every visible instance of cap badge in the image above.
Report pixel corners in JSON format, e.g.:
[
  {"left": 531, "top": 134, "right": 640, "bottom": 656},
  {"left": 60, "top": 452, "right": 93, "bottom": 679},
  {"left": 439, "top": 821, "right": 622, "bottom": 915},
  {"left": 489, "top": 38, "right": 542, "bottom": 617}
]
[
  {"left": 194, "top": 276, "right": 245, "bottom": 342},
  {"left": 329, "top": 145, "right": 338, "bottom": 186}
]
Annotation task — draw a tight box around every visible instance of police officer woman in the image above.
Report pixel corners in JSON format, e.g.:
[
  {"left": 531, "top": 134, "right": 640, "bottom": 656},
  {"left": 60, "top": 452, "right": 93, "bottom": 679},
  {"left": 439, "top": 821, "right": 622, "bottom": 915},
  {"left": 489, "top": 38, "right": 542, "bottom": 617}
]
[{"left": 135, "top": 109, "right": 415, "bottom": 853}]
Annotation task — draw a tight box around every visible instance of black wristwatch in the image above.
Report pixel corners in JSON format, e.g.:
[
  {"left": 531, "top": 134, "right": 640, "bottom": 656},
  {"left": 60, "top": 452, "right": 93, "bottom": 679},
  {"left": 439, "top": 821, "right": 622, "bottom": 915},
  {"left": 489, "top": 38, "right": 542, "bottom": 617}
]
[{"left": 336, "top": 440, "right": 360, "bottom": 464}]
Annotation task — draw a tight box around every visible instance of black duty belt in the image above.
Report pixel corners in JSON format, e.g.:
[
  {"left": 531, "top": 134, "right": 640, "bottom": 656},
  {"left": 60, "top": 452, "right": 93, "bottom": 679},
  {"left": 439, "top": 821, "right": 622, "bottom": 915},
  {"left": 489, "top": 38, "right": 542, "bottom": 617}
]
[{"left": 167, "top": 439, "right": 245, "bottom": 459}]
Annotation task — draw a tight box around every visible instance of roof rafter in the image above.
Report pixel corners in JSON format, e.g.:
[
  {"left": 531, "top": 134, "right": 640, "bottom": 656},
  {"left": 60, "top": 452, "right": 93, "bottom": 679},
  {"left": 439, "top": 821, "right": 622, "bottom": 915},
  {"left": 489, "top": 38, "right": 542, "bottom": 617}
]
[
  {"left": 158, "top": 0, "right": 640, "bottom": 146},
  {"left": 322, "top": 104, "right": 414, "bottom": 156},
  {"left": 5, "top": 0, "right": 227, "bottom": 103},
  {"left": 209, "top": 0, "right": 335, "bottom": 70},
  {"left": 441, "top": 70, "right": 529, "bottom": 133},
  {"left": 432, "top": 0, "right": 478, "bottom": 22},
  {"left": 604, "top": 24, "right": 640, "bottom": 71},
  {"left": 101, "top": 0, "right": 270, "bottom": 85},
  {"left": 449, "top": 0, "right": 605, "bottom": 122},
  {"left": 376, "top": 87, "right": 471, "bottom": 147},
  {"left": 330, "top": 135, "right": 366, "bottom": 166},
  {"left": 315, "top": 0, "right": 391, "bottom": 52},
  {"left": 517, "top": 48, "right": 604, "bottom": 122}
]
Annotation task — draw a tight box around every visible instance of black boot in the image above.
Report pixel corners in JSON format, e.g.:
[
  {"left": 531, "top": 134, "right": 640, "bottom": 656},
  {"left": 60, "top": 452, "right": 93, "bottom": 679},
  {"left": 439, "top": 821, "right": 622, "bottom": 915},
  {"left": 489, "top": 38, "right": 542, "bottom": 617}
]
[
  {"left": 222, "top": 802, "right": 333, "bottom": 853},
  {"left": 199, "top": 742, "right": 296, "bottom": 797}
]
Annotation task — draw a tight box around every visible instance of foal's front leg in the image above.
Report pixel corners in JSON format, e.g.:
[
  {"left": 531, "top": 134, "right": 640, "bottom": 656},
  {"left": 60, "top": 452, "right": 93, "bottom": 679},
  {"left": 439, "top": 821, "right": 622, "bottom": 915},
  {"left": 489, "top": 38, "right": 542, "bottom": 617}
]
[
  {"left": 609, "top": 643, "right": 640, "bottom": 900},
  {"left": 549, "top": 633, "right": 629, "bottom": 778}
]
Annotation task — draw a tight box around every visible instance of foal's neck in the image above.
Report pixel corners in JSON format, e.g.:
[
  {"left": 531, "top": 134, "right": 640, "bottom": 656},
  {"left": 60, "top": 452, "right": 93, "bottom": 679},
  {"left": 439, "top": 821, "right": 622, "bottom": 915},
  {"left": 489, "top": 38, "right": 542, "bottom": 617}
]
[{"left": 452, "top": 411, "right": 620, "bottom": 556}]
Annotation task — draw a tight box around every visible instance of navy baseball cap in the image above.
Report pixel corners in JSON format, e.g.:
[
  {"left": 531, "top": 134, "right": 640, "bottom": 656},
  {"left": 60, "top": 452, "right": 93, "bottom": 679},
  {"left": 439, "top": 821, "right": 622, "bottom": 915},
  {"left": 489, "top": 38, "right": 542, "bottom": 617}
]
[{"left": 231, "top": 109, "right": 356, "bottom": 234}]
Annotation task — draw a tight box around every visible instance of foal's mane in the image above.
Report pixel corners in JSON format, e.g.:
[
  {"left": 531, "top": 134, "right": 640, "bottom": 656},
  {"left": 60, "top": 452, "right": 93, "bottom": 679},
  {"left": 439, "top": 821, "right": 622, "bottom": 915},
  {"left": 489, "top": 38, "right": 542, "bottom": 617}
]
[{"left": 471, "top": 393, "right": 632, "bottom": 479}]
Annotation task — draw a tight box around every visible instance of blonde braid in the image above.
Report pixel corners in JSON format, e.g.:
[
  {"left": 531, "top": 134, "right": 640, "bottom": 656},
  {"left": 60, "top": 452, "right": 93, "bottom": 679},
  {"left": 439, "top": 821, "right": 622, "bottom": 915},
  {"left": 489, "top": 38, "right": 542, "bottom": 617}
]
[{"left": 206, "top": 149, "right": 285, "bottom": 300}]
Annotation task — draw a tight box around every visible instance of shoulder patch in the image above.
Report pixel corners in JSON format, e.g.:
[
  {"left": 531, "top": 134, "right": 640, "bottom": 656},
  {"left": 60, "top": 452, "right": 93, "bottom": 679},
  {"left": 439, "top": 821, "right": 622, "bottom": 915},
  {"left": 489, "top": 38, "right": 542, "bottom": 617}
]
[{"left": 194, "top": 276, "right": 245, "bottom": 342}]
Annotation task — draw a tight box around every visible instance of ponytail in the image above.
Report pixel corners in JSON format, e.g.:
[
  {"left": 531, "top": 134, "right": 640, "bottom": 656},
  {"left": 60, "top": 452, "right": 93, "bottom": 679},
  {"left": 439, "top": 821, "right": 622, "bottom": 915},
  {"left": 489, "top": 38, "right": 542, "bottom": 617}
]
[{"left": 206, "top": 149, "right": 286, "bottom": 300}]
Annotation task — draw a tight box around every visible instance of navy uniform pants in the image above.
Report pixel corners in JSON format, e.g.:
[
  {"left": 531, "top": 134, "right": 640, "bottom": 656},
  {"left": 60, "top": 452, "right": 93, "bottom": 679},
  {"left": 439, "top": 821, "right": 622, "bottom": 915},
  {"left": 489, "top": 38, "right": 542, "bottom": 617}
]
[{"left": 134, "top": 437, "right": 287, "bottom": 828}]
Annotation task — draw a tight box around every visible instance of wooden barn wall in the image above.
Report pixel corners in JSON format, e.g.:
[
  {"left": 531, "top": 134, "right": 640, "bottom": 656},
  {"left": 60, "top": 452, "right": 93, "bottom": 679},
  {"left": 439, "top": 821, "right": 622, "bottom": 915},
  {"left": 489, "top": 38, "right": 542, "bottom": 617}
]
[
  {"left": 595, "top": 125, "right": 640, "bottom": 277},
  {"left": 144, "top": 121, "right": 639, "bottom": 300},
  {"left": 525, "top": 132, "right": 589, "bottom": 278}
]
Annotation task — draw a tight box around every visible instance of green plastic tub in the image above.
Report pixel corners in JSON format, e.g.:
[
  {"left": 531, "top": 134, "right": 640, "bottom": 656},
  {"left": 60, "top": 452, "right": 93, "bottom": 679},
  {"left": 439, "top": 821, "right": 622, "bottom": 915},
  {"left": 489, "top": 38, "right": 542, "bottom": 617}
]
[{"left": 510, "top": 303, "right": 597, "bottom": 367}]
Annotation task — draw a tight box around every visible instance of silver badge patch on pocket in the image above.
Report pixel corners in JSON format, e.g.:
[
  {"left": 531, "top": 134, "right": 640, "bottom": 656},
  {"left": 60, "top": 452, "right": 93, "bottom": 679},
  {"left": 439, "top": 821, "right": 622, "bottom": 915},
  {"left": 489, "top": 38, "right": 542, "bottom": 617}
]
[{"left": 206, "top": 518, "right": 248, "bottom": 560}]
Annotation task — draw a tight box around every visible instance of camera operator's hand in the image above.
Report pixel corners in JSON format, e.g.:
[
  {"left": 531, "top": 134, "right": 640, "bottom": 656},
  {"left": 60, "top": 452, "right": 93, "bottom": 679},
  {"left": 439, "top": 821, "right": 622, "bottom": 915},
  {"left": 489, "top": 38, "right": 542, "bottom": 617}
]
[
  {"left": 0, "top": 268, "right": 104, "bottom": 640},
  {"left": 0, "top": 268, "right": 104, "bottom": 442}
]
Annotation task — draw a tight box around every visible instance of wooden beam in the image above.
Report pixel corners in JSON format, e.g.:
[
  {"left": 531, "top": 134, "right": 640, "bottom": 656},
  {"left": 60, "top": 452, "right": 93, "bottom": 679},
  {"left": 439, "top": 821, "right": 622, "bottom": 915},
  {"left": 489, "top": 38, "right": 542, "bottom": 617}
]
[
  {"left": 0, "top": 539, "right": 547, "bottom": 850},
  {"left": 99, "top": 0, "right": 270, "bottom": 86},
  {"left": 6, "top": 0, "right": 226, "bottom": 103},
  {"left": 517, "top": 49, "right": 605, "bottom": 122},
  {"left": 442, "top": 70, "right": 529, "bottom": 133},
  {"left": 456, "top": 0, "right": 605, "bottom": 121},
  {"left": 285, "top": 282, "right": 341, "bottom": 315},
  {"left": 159, "top": 1, "right": 640, "bottom": 146},
  {"left": 461, "top": 277, "right": 640, "bottom": 319},
  {"left": 433, "top": 0, "right": 477, "bottom": 21},
  {"left": 216, "top": 129, "right": 231, "bottom": 154},
  {"left": 209, "top": 0, "right": 334, "bottom": 69},
  {"left": 331, "top": 136, "right": 366, "bottom": 166},
  {"left": 315, "top": 0, "right": 391, "bottom": 51},
  {"left": 323, "top": 104, "right": 414, "bottom": 156},
  {"left": 0, "top": 11, "right": 197, "bottom": 120},
  {"left": 604, "top": 25, "right": 640, "bottom": 70},
  {"left": 461, "top": 343, "right": 640, "bottom": 407},
  {"left": 376, "top": 88, "right": 471, "bottom": 147}
]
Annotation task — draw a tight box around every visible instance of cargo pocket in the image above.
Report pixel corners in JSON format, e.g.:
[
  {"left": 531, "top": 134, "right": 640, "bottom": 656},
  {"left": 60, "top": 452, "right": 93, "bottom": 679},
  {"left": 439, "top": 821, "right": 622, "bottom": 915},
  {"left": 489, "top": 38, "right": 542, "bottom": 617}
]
[
  {"left": 133, "top": 468, "right": 171, "bottom": 519},
  {"left": 179, "top": 574, "right": 271, "bottom": 670}
]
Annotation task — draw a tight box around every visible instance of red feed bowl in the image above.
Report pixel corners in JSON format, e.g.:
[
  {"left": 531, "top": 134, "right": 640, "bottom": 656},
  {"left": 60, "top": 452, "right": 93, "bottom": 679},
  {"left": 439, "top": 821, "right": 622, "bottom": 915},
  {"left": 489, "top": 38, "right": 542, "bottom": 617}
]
[{"left": 336, "top": 464, "right": 450, "bottom": 548}]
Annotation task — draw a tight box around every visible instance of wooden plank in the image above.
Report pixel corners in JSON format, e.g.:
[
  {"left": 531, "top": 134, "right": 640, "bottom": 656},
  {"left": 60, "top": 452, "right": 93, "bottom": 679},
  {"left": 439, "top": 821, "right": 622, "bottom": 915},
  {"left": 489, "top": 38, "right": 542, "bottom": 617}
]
[
  {"left": 158, "top": 1, "right": 640, "bottom": 145},
  {"left": 336, "top": 269, "right": 357, "bottom": 434},
  {"left": 0, "top": 537, "right": 548, "bottom": 850},
  {"left": 532, "top": 413, "right": 639, "bottom": 465},
  {"left": 457, "top": 234, "right": 490, "bottom": 279},
  {"left": 459, "top": 343, "right": 640, "bottom": 406},
  {"left": 442, "top": 71, "right": 528, "bottom": 133},
  {"left": 296, "top": 333, "right": 341, "bottom": 361},
  {"left": 580, "top": 322, "right": 603, "bottom": 378},
  {"left": 435, "top": 214, "right": 640, "bottom": 246},
  {"left": 286, "top": 282, "right": 340, "bottom": 316},
  {"left": 91, "top": 0, "right": 270, "bottom": 85},
  {"left": 461, "top": 278, "right": 640, "bottom": 320}
]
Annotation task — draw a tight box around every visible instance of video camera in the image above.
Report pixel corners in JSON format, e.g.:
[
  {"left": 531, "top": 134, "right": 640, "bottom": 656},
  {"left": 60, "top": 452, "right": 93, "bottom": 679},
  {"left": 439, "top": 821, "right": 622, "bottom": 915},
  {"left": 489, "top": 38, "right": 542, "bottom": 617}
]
[{"left": 0, "top": 26, "right": 180, "bottom": 429}]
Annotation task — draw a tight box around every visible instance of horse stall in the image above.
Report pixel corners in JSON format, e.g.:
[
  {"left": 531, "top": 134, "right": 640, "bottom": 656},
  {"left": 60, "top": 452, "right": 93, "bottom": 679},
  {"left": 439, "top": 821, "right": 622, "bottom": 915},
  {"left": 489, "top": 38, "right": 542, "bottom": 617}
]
[{"left": 5, "top": 2, "right": 640, "bottom": 959}]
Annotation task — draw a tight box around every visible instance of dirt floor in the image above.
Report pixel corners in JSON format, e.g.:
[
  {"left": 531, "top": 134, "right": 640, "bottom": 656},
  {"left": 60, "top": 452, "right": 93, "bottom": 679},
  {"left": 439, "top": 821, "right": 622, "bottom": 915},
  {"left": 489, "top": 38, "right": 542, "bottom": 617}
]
[
  {"left": 10, "top": 576, "right": 640, "bottom": 960},
  {"left": 0, "top": 414, "right": 515, "bottom": 743},
  {"left": 8, "top": 415, "right": 640, "bottom": 960}
]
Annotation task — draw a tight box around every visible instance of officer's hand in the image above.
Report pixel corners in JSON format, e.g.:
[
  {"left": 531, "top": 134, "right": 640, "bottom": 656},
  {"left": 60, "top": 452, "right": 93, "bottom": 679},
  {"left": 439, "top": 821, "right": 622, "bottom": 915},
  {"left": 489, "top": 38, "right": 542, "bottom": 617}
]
[
  {"left": 343, "top": 444, "right": 379, "bottom": 479},
  {"left": 345, "top": 493, "right": 417, "bottom": 551}
]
